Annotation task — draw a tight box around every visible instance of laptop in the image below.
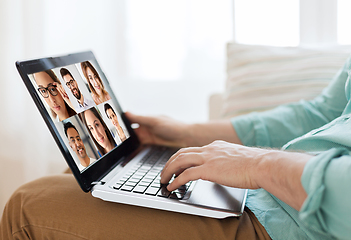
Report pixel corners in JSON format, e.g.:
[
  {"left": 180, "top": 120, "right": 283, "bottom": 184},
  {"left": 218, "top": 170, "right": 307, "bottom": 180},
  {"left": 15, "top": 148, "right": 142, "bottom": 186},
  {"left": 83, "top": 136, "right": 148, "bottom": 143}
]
[{"left": 16, "top": 51, "right": 247, "bottom": 219}]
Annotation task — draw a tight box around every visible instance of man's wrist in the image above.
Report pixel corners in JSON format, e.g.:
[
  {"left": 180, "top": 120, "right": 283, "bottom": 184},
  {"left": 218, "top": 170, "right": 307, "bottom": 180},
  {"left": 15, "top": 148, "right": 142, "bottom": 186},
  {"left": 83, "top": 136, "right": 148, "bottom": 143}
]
[
  {"left": 183, "top": 123, "right": 198, "bottom": 147},
  {"left": 251, "top": 149, "right": 311, "bottom": 210},
  {"left": 252, "top": 149, "right": 278, "bottom": 189},
  {"left": 183, "top": 120, "right": 241, "bottom": 147}
]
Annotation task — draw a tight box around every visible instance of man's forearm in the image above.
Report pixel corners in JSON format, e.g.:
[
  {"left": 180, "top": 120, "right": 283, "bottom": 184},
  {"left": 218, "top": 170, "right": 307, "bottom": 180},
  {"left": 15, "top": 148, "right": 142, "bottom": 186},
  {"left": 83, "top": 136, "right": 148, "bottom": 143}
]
[
  {"left": 185, "top": 121, "right": 310, "bottom": 210},
  {"left": 162, "top": 140, "right": 311, "bottom": 211},
  {"left": 186, "top": 120, "right": 242, "bottom": 147},
  {"left": 253, "top": 150, "right": 312, "bottom": 211}
]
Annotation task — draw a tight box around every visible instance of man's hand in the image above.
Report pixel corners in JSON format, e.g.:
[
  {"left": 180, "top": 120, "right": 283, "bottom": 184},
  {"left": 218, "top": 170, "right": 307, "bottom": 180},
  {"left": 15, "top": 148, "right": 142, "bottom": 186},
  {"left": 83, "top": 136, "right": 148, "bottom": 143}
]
[
  {"left": 160, "top": 140, "right": 311, "bottom": 211},
  {"left": 125, "top": 112, "right": 190, "bottom": 148},
  {"left": 160, "top": 140, "right": 261, "bottom": 191},
  {"left": 126, "top": 112, "right": 241, "bottom": 148}
]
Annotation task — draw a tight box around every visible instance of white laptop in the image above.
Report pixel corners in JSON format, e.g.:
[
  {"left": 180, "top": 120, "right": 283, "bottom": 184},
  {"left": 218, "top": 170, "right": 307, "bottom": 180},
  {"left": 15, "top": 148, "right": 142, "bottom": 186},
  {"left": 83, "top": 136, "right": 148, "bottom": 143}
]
[{"left": 16, "top": 51, "right": 247, "bottom": 218}]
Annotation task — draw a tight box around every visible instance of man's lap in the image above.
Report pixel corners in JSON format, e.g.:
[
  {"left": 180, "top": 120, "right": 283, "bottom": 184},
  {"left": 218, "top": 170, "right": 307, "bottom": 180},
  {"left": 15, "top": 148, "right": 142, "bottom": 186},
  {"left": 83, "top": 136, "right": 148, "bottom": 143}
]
[{"left": 0, "top": 175, "right": 270, "bottom": 240}]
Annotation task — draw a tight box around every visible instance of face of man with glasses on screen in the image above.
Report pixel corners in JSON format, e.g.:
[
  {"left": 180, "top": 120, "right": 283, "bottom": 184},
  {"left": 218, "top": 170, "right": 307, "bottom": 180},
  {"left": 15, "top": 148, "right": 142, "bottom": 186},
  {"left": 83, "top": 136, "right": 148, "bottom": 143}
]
[
  {"left": 60, "top": 68, "right": 82, "bottom": 101},
  {"left": 60, "top": 68, "right": 94, "bottom": 112}
]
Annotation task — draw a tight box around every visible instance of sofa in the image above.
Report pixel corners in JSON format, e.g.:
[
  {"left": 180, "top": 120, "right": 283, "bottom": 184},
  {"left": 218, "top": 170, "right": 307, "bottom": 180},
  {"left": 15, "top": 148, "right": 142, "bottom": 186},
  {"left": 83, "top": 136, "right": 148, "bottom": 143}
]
[{"left": 209, "top": 43, "right": 351, "bottom": 120}]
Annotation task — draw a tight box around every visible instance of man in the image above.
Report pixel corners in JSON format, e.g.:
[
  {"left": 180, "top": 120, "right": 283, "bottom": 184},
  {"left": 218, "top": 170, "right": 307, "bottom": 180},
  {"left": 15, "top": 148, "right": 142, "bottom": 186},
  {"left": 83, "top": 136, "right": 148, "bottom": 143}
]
[
  {"left": 1, "top": 56, "right": 351, "bottom": 239},
  {"left": 104, "top": 103, "right": 127, "bottom": 143},
  {"left": 64, "top": 121, "right": 95, "bottom": 171},
  {"left": 60, "top": 68, "right": 94, "bottom": 112}
]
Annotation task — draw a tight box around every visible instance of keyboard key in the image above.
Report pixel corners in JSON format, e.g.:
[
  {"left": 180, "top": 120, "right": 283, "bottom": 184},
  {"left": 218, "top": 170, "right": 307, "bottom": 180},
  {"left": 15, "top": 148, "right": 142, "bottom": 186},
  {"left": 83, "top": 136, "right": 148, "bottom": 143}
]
[
  {"left": 144, "top": 187, "right": 160, "bottom": 196},
  {"left": 113, "top": 183, "right": 122, "bottom": 190},
  {"left": 145, "top": 173, "right": 157, "bottom": 178},
  {"left": 133, "top": 186, "right": 147, "bottom": 194},
  {"left": 142, "top": 178, "right": 154, "bottom": 183},
  {"left": 143, "top": 177, "right": 155, "bottom": 182},
  {"left": 120, "top": 185, "right": 133, "bottom": 192},
  {"left": 124, "top": 181, "right": 137, "bottom": 187},
  {"left": 173, "top": 188, "right": 186, "bottom": 195},
  {"left": 157, "top": 186, "right": 171, "bottom": 198},
  {"left": 169, "top": 192, "right": 185, "bottom": 199},
  {"left": 140, "top": 180, "right": 151, "bottom": 185},
  {"left": 136, "top": 169, "right": 147, "bottom": 174},
  {"left": 126, "top": 170, "right": 135, "bottom": 175},
  {"left": 121, "top": 176, "right": 129, "bottom": 181},
  {"left": 117, "top": 179, "right": 126, "bottom": 185},
  {"left": 132, "top": 173, "right": 144, "bottom": 178},
  {"left": 129, "top": 177, "right": 141, "bottom": 183},
  {"left": 150, "top": 182, "right": 160, "bottom": 188},
  {"left": 138, "top": 182, "right": 149, "bottom": 187},
  {"left": 140, "top": 166, "right": 152, "bottom": 171},
  {"left": 154, "top": 166, "right": 164, "bottom": 170}
]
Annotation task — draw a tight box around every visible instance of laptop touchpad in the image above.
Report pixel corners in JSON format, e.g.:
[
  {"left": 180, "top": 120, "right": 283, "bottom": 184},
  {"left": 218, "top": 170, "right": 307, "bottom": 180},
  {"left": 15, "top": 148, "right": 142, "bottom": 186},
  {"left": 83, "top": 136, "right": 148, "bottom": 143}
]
[{"left": 186, "top": 180, "right": 246, "bottom": 212}]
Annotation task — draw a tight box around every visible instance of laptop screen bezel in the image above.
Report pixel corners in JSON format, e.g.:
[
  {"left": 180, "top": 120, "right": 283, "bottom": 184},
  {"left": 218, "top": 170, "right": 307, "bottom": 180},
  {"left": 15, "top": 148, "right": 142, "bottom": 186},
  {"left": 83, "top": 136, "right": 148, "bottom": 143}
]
[{"left": 16, "top": 51, "right": 140, "bottom": 192}]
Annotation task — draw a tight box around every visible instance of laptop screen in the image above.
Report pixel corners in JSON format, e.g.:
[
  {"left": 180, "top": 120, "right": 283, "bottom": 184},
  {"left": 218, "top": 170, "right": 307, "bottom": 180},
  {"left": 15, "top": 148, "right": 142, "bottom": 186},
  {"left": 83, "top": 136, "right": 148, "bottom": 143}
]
[
  {"left": 27, "top": 61, "right": 130, "bottom": 171},
  {"left": 16, "top": 51, "right": 140, "bottom": 192}
]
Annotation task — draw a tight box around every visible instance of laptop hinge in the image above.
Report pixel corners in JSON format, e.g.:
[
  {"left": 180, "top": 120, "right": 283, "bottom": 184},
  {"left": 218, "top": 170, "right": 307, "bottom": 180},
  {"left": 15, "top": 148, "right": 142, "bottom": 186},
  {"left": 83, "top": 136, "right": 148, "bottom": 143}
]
[{"left": 91, "top": 181, "right": 105, "bottom": 186}]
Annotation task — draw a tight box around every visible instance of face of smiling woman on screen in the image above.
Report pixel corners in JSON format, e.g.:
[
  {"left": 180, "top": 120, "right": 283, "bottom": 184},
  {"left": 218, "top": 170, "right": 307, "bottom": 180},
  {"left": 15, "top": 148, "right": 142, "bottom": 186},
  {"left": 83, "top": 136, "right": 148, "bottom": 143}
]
[
  {"left": 86, "top": 67, "right": 103, "bottom": 96},
  {"left": 84, "top": 109, "right": 114, "bottom": 153}
]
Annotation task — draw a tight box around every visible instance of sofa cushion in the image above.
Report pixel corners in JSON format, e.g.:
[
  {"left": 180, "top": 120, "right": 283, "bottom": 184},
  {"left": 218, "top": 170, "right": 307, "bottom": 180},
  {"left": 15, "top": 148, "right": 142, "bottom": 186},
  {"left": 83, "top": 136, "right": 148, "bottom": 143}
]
[{"left": 221, "top": 43, "right": 351, "bottom": 119}]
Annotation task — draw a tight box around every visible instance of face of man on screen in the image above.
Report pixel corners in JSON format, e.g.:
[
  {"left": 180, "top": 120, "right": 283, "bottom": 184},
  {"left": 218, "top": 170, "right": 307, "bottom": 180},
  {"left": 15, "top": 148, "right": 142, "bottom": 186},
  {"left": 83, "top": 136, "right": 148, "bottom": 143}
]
[
  {"left": 66, "top": 127, "right": 89, "bottom": 164},
  {"left": 63, "top": 74, "right": 82, "bottom": 101}
]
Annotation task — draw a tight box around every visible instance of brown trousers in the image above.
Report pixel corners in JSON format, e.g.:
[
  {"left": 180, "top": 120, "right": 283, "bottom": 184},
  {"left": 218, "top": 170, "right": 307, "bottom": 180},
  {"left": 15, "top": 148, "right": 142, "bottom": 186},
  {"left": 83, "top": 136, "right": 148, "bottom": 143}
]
[{"left": 0, "top": 174, "right": 270, "bottom": 240}]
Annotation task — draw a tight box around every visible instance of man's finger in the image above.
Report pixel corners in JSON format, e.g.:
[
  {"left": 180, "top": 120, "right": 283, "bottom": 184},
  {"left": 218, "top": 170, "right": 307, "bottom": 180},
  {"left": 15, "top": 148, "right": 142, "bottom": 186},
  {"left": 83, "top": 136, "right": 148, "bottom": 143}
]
[
  {"left": 161, "top": 152, "right": 203, "bottom": 184},
  {"left": 166, "top": 167, "right": 202, "bottom": 191},
  {"left": 162, "top": 147, "right": 203, "bottom": 172}
]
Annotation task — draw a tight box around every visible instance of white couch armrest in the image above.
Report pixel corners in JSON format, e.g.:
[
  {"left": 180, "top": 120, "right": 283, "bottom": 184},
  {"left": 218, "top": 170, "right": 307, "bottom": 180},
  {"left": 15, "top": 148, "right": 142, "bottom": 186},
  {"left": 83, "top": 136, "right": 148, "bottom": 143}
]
[{"left": 208, "top": 93, "right": 224, "bottom": 120}]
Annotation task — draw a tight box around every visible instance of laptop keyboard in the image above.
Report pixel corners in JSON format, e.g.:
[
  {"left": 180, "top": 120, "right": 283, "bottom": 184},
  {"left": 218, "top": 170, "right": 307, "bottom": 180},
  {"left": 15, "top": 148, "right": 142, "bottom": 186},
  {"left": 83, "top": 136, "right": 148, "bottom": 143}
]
[{"left": 112, "top": 147, "right": 192, "bottom": 200}]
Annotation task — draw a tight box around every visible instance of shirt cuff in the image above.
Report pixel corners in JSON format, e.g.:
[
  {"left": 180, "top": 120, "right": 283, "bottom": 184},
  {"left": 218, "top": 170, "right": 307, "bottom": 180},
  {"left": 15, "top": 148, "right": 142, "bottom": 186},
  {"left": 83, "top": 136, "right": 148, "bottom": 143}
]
[
  {"left": 300, "top": 148, "right": 349, "bottom": 230},
  {"left": 231, "top": 112, "right": 271, "bottom": 147}
]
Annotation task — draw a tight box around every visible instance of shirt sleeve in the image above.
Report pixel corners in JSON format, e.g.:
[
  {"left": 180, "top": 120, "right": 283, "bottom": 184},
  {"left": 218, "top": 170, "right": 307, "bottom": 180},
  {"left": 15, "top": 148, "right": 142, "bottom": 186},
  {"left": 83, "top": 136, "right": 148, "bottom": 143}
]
[
  {"left": 300, "top": 148, "right": 351, "bottom": 239},
  {"left": 231, "top": 57, "right": 350, "bottom": 149}
]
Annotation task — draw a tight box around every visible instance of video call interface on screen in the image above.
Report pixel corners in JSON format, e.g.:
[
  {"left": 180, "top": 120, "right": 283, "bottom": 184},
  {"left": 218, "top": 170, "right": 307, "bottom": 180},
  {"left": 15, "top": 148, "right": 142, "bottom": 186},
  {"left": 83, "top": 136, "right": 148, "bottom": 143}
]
[{"left": 28, "top": 61, "right": 130, "bottom": 172}]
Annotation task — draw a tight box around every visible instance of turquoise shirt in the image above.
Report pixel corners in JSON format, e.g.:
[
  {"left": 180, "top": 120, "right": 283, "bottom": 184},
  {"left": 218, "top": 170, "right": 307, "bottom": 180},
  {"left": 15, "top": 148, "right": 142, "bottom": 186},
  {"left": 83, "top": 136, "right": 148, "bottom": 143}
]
[{"left": 231, "top": 56, "right": 351, "bottom": 240}]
